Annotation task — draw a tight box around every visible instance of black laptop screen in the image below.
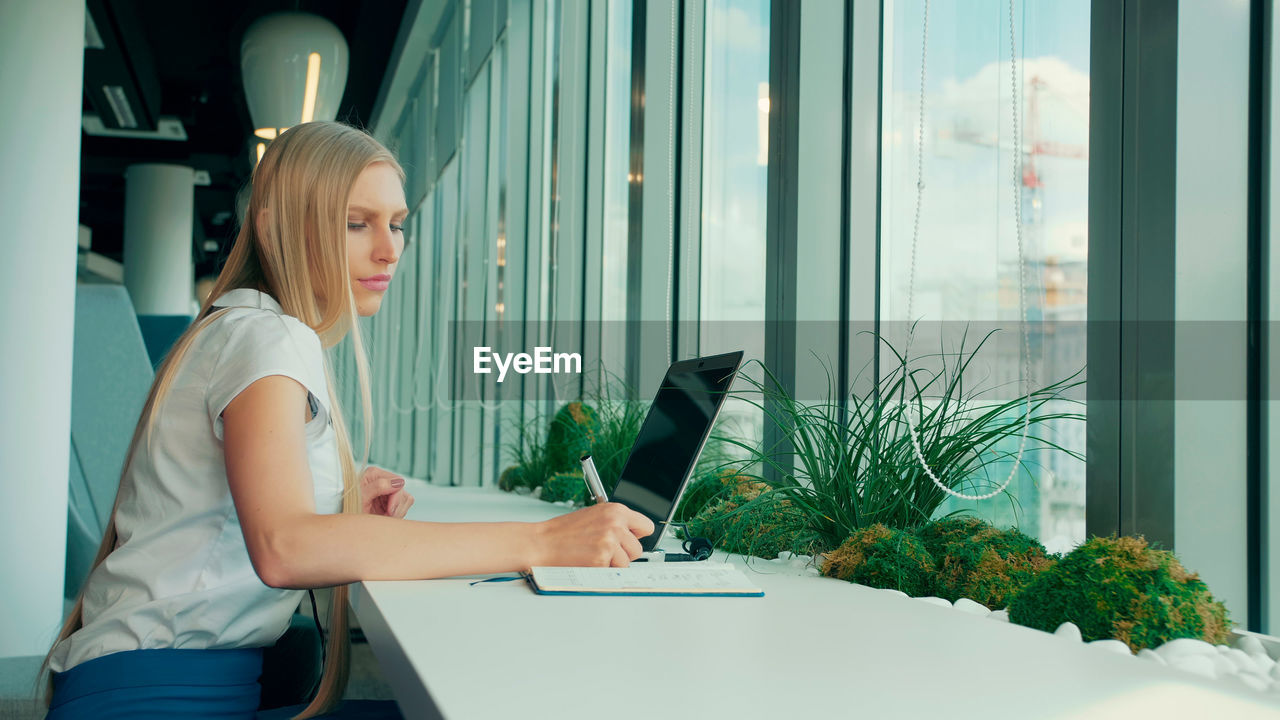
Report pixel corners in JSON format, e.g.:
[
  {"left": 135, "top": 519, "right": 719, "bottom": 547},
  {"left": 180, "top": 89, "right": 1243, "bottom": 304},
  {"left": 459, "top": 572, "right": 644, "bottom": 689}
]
[{"left": 610, "top": 356, "right": 739, "bottom": 549}]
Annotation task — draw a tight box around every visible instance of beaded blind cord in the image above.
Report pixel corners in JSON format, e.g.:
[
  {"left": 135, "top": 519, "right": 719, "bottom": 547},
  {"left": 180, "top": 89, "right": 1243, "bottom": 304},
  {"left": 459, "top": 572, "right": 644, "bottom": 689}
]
[{"left": 904, "top": 0, "right": 1034, "bottom": 502}]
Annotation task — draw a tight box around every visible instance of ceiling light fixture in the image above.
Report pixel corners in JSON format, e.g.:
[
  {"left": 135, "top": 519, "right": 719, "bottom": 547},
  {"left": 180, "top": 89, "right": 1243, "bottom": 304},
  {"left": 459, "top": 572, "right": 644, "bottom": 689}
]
[
  {"left": 240, "top": 12, "right": 348, "bottom": 143},
  {"left": 301, "top": 52, "right": 322, "bottom": 123}
]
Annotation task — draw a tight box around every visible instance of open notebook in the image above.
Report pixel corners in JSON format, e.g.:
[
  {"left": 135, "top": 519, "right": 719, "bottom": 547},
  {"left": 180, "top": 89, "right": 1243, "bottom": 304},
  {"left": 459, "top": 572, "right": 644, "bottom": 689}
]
[{"left": 525, "top": 563, "right": 764, "bottom": 597}]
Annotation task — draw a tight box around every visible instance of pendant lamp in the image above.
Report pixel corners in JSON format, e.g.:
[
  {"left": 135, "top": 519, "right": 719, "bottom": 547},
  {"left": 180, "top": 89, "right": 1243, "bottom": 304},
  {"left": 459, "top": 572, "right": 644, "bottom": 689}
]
[{"left": 240, "top": 11, "right": 348, "bottom": 141}]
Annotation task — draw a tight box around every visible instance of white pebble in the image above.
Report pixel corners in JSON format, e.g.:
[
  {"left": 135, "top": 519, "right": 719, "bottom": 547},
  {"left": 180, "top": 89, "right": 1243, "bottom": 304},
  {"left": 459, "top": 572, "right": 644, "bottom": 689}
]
[
  {"left": 880, "top": 588, "right": 909, "bottom": 599},
  {"left": 914, "top": 596, "right": 952, "bottom": 609},
  {"left": 1089, "top": 639, "right": 1132, "bottom": 655},
  {"left": 1225, "top": 648, "right": 1256, "bottom": 674},
  {"left": 953, "top": 598, "right": 992, "bottom": 617},
  {"left": 1170, "top": 654, "right": 1219, "bottom": 679},
  {"left": 1226, "top": 672, "right": 1270, "bottom": 693},
  {"left": 1137, "top": 649, "right": 1167, "bottom": 665},
  {"left": 988, "top": 609, "right": 1010, "bottom": 623},
  {"left": 1155, "top": 638, "right": 1217, "bottom": 663},
  {"left": 1234, "top": 635, "right": 1269, "bottom": 659},
  {"left": 1054, "top": 622, "right": 1082, "bottom": 642},
  {"left": 1210, "top": 653, "right": 1236, "bottom": 677},
  {"left": 1250, "top": 654, "right": 1277, "bottom": 676}
]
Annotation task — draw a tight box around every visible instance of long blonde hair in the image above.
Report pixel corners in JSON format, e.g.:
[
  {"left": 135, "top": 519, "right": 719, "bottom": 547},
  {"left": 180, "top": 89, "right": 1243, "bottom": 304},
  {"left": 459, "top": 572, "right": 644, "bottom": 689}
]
[{"left": 40, "top": 121, "right": 402, "bottom": 719}]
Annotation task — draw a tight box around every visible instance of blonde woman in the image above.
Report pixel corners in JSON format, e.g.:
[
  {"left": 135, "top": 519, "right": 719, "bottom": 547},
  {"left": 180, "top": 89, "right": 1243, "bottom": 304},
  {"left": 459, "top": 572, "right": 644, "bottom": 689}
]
[{"left": 40, "top": 122, "right": 654, "bottom": 719}]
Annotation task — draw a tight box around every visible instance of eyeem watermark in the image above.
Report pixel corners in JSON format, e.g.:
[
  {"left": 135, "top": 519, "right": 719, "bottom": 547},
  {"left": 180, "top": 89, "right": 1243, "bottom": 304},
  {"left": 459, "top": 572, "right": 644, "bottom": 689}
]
[{"left": 473, "top": 346, "right": 582, "bottom": 383}]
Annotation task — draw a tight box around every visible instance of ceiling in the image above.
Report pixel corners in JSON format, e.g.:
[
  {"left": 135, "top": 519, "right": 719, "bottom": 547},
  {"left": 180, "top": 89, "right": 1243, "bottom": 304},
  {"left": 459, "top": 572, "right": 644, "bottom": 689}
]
[{"left": 80, "top": 0, "right": 410, "bottom": 279}]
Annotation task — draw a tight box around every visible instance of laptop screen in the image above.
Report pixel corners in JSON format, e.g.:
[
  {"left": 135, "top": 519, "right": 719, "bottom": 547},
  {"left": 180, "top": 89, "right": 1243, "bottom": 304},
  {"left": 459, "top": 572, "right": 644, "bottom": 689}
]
[{"left": 610, "top": 351, "right": 742, "bottom": 551}]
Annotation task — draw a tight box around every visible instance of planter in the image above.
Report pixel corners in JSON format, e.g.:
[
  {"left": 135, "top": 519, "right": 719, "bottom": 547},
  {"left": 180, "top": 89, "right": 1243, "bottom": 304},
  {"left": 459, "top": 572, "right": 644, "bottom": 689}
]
[{"left": 745, "top": 549, "right": 1280, "bottom": 704}]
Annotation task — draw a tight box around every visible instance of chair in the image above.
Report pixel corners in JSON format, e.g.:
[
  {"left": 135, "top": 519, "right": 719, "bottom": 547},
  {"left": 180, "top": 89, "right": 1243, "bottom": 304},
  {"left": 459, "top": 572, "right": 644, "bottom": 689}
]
[
  {"left": 3, "top": 285, "right": 323, "bottom": 717},
  {"left": 0, "top": 285, "right": 155, "bottom": 719},
  {"left": 65, "top": 284, "right": 155, "bottom": 598}
]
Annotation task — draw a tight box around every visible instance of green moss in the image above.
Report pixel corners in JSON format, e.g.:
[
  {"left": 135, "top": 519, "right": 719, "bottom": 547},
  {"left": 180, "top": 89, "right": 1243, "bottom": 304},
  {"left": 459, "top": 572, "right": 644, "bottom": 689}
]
[
  {"left": 822, "top": 524, "right": 936, "bottom": 597},
  {"left": 685, "top": 484, "right": 816, "bottom": 559},
  {"left": 674, "top": 468, "right": 760, "bottom": 523},
  {"left": 1007, "top": 536, "right": 1232, "bottom": 652},
  {"left": 674, "top": 474, "right": 724, "bottom": 524},
  {"left": 917, "top": 516, "right": 988, "bottom": 556},
  {"left": 917, "top": 517, "right": 1055, "bottom": 609},
  {"left": 498, "top": 465, "right": 528, "bottom": 492},
  {"left": 541, "top": 470, "right": 588, "bottom": 504},
  {"left": 545, "top": 402, "right": 601, "bottom": 472}
]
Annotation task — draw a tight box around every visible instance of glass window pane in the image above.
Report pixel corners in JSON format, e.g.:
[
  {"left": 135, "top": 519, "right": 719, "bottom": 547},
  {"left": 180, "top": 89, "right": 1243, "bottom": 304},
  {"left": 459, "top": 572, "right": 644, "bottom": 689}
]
[
  {"left": 436, "top": 12, "right": 461, "bottom": 173},
  {"left": 699, "top": 0, "right": 770, "bottom": 446},
  {"left": 600, "top": 0, "right": 632, "bottom": 378},
  {"left": 880, "top": 0, "right": 1089, "bottom": 553}
]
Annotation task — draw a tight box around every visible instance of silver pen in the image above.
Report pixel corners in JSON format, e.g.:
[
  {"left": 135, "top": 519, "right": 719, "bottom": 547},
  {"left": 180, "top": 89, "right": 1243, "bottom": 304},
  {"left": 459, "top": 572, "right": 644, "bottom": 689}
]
[{"left": 579, "top": 454, "right": 609, "bottom": 504}]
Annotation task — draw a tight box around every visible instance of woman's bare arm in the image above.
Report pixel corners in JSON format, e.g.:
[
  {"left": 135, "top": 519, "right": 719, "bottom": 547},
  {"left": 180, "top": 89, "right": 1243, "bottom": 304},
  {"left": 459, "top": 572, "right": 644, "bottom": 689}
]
[{"left": 222, "top": 375, "right": 654, "bottom": 589}]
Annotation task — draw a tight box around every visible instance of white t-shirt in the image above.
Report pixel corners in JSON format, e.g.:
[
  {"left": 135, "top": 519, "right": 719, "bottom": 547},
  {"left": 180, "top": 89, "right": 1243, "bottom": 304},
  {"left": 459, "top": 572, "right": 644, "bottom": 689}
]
[{"left": 49, "top": 289, "right": 344, "bottom": 673}]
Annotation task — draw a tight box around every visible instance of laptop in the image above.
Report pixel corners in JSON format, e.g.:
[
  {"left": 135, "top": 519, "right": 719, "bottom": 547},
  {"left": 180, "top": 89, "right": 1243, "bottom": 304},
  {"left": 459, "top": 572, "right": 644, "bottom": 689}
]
[{"left": 608, "top": 350, "right": 744, "bottom": 554}]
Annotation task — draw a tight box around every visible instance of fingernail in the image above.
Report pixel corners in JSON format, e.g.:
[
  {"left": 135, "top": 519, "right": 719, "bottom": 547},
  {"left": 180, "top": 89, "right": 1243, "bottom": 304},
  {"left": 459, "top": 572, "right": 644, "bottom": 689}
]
[{"left": 391, "top": 477, "right": 405, "bottom": 488}]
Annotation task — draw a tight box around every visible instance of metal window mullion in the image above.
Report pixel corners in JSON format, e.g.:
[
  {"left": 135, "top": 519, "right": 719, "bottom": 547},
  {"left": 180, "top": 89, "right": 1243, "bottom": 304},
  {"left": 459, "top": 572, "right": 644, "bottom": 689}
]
[
  {"left": 412, "top": 198, "right": 436, "bottom": 481},
  {"left": 523, "top": 0, "right": 551, "bottom": 423},
  {"left": 1086, "top": 0, "right": 1125, "bottom": 540},
  {"left": 675, "top": 0, "right": 705, "bottom": 363},
  {"left": 552, "top": 0, "right": 589, "bottom": 404},
  {"left": 635, "top": 0, "right": 680, "bottom": 401},
  {"left": 1263, "top": 0, "right": 1280, "bottom": 636},
  {"left": 396, "top": 241, "right": 417, "bottom": 474},
  {"left": 843, "top": 0, "right": 882, "bottom": 413},
  {"left": 583, "top": 0, "right": 609, "bottom": 393},
  {"left": 624, "top": 0, "right": 648, "bottom": 396},
  {"left": 506, "top": 0, "right": 534, "bottom": 433},
  {"left": 763, "top": 0, "right": 801, "bottom": 483}
]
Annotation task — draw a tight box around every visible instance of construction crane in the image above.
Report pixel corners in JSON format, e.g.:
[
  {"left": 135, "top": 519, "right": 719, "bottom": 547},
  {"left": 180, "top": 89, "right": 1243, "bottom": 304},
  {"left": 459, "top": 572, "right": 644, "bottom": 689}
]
[
  {"left": 938, "top": 73, "right": 1087, "bottom": 309},
  {"left": 941, "top": 73, "right": 1086, "bottom": 222}
]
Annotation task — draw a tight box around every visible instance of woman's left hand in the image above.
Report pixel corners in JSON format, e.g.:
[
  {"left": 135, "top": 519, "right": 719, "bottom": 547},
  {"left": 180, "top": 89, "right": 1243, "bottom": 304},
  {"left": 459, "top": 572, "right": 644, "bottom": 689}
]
[{"left": 361, "top": 466, "right": 415, "bottom": 518}]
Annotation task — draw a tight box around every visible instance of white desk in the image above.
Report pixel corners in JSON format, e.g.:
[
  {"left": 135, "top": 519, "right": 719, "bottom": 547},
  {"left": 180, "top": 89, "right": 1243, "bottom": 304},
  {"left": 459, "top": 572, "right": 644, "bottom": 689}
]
[{"left": 351, "top": 481, "right": 1280, "bottom": 720}]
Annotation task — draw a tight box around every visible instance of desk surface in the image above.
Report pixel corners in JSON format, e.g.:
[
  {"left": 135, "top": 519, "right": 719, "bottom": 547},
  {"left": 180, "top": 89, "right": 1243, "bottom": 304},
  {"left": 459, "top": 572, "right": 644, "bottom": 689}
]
[{"left": 352, "top": 481, "right": 1280, "bottom": 720}]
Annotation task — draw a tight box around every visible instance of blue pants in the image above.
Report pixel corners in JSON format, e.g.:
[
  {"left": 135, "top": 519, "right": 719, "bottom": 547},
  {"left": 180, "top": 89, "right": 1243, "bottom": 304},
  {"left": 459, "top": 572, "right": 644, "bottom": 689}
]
[{"left": 46, "top": 648, "right": 401, "bottom": 719}]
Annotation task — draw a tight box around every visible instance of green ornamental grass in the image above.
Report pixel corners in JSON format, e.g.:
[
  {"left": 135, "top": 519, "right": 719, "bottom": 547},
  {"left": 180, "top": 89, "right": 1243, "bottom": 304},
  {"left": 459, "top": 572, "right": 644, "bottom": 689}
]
[
  {"left": 674, "top": 466, "right": 751, "bottom": 524},
  {"left": 685, "top": 480, "right": 820, "bottom": 559},
  {"left": 717, "top": 331, "right": 1083, "bottom": 556},
  {"left": 499, "top": 382, "right": 648, "bottom": 505},
  {"left": 499, "top": 411, "right": 557, "bottom": 492},
  {"left": 580, "top": 384, "right": 647, "bottom": 495}
]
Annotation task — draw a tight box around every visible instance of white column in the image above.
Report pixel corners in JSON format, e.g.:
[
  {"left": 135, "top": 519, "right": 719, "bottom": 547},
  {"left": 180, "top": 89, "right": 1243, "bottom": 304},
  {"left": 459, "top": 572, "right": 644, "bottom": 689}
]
[
  {"left": 123, "top": 164, "right": 196, "bottom": 315},
  {"left": 0, "top": 0, "right": 85, "bottom": 658}
]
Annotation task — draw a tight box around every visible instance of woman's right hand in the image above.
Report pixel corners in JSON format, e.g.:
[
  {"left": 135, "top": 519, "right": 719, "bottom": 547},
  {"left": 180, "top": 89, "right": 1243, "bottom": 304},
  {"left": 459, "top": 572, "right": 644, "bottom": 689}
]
[{"left": 532, "top": 503, "right": 656, "bottom": 568}]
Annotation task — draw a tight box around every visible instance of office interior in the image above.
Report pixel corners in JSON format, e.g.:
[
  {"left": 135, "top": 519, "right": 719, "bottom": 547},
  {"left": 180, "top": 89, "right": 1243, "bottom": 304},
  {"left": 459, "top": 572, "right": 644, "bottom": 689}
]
[{"left": 1, "top": 0, "right": 1277, "bottom": 716}]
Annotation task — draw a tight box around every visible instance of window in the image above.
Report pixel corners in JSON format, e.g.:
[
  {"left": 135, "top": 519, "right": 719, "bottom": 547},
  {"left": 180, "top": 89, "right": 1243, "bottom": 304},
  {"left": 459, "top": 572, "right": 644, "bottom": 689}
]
[
  {"left": 880, "top": 0, "right": 1089, "bottom": 552},
  {"left": 699, "top": 0, "right": 771, "bottom": 446}
]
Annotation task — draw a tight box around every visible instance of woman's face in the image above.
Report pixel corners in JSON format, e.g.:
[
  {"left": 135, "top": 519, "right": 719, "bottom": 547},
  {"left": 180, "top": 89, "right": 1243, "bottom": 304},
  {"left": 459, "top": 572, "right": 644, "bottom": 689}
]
[{"left": 347, "top": 162, "right": 408, "bottom": 317}]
